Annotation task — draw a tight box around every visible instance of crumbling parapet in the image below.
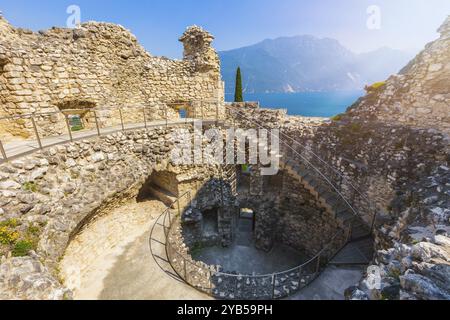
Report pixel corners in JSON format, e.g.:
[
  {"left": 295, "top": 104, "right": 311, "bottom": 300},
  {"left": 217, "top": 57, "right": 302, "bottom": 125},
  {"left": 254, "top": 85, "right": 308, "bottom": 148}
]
[
  {"left": 0, "top": 16, "right": 224, "bottom": 142},
  {"left": 438, "top": 15, "right": 450, "bottom": 38},
  {"left": 179, "top": 25, "right": 220, "bottom": 74},
  {"left": 345, "top": 15, "right": 450, "bottom": 135}
]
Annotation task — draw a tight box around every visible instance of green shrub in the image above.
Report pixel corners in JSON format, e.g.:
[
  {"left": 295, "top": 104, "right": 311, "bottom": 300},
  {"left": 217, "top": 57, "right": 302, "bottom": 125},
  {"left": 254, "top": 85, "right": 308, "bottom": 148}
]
[
  {"left": 12, "top": 240, "right": 34, "bottom": 257},
  {"left": 0, "top": 226, "right": 19, "bottom": 245},
  {"left": 23, "top": 181, "right": 38, "bottom": 193},
  {"left": 331, "top": 114, "right": 343, "bottom": 121},
  {"left": 26, "top": 224, "right": 41, "bottom": 237},
  {"left": 0, "top": 218, "right": 20, "bottom": 228},
  {"left": 366, "top": 81, "right": 386, "bottom": 92}
]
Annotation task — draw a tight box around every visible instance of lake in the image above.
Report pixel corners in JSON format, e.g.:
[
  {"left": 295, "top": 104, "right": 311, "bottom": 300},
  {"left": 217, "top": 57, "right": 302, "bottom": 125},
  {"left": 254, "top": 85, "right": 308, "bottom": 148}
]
[{"left": 225, "top": 91, "right": 364, "bottom": 117}]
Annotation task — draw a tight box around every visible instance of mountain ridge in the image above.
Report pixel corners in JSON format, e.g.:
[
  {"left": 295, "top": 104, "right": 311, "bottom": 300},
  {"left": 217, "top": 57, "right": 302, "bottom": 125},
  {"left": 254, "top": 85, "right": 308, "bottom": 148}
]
[{"left": 219, "top": 35, "right": 414, "bottom": 94}]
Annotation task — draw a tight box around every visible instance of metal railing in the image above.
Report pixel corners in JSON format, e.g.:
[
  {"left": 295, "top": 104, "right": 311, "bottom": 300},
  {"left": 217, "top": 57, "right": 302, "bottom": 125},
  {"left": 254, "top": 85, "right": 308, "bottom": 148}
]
[
  {"left": 224, "top": 105, "right": 380, "bottom": 234},
  {"left": 0, "top": 101, "right": 224, "bottom": 162},
  {"left": 151, "top": 191, "right": 352, "bottom": 300}
]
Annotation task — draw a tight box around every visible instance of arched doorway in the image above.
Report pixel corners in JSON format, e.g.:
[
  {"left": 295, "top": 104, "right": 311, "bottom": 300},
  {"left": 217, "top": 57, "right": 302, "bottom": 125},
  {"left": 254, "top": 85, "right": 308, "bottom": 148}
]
[
  {"left": 57, "top": 100, "right": 96, "bottom": 132},
  {"left": 202, "top": 207, "right": 219, "bottom": 237},
  {"left": 236, "top": 207, "right": 255, "bottom": 246}
]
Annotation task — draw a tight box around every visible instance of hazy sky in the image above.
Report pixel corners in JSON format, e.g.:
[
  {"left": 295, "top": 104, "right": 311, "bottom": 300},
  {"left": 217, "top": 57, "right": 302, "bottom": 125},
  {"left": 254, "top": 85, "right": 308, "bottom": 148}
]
[{"left": 1, "top": 0, "right": 449, "bottom": 58}]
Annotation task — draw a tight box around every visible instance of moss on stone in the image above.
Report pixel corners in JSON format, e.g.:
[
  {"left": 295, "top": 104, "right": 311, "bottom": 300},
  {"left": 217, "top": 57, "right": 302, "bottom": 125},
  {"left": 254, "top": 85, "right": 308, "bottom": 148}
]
[
  {"left": 365, "top": 81, "right": 386, "bottom": 92},
  {"left": 23, "top": 181, "right": 38, "bottom": 193},
  {"left": 12, "top": 240, "right": 34, "bottom": 257}
]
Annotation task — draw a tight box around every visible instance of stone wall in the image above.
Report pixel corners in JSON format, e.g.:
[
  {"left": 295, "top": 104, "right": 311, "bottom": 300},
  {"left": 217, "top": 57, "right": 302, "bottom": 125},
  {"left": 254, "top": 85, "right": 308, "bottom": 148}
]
[
  {"left": 234, "top": 166, "right": 345, "bottom": 255},
  {"left": 169, "top": 166, "right": 346, "bottom": 300},
  {"left": 0, "top": 124, "right": 226, "bottom": 299},
  {"left": 277, "top": 169, "right": 344, "bottom": 256},
  {"left": 223, "top": 17, "right": 450, "bottom": 298},
  {"left": 226, "top": 93, "right": 449, "bottom": 242},
  {"left": 0, "top": 17, "right": 224, "bottom": 141},
  {"left": 181, "top": 178, "right": 236, "bottom": 247}
]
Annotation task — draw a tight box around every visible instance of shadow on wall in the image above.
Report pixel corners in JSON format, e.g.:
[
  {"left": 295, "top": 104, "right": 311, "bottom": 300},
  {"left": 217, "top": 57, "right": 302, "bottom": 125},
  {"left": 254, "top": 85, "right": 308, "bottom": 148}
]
[
  {"left": 136, "top": 170, "right": 179, "bottom": 206},
  {"left": 180, "top": 177, "right": 237, "bottom": 249}
]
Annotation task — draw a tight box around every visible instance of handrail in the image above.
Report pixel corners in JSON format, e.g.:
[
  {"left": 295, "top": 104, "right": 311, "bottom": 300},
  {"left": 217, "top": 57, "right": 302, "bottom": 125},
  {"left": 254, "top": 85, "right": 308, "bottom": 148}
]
[
  {"left": 0, "top": 105, "right": 167, "bottom": 121},
  {"left": 225, "top": 103, "right": 368, "bottom": 199},
  {"left": 225, "top": 105, "right": 379, "bottom": 231},
  {"left": 0, "top": 102, "right": 224, "bottom": 162},
  {"left": 225, "top": 107, "right": 360, "bottom": 218}
]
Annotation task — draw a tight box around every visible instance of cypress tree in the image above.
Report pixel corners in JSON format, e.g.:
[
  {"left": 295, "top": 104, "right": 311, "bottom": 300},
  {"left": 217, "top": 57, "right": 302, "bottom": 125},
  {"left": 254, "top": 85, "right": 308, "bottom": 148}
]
[{"left": 234, "top": 67, "right": 243, "bottom": 102}]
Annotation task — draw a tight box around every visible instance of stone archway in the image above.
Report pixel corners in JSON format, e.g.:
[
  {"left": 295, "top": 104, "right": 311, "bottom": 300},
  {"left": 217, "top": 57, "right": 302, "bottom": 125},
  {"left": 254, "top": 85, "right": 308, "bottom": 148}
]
[
  {"left": 166, "top": 100, "right": 191, "bottom": 119},
  {"left": 136, "top": 170, "right": 179, "bottom": 207},
  {"left": 56, "top": 100, "right": 96, "bottom": 131}
]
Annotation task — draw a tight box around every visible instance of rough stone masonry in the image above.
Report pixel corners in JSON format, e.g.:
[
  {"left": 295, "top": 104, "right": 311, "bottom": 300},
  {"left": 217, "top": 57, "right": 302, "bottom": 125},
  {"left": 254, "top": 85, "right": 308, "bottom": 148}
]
[
  {"left": 0, "top": 16, "right": 224, "bottom": 141},
  {"left": 225, "top": 16, "right": 450, "bottom": 300},
  {"left": 0, "top": 13, "right": 449, "bottom": 300}
]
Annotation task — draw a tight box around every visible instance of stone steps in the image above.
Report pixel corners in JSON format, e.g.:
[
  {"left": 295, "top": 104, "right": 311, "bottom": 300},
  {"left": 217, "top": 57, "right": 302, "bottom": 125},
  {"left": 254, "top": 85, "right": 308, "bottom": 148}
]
[
  {"left": 223, "top": 165, "right": 238, "bottom": 195},
  {"left": 282, "top": 160, "right": 372, "bottom": 240},
  {"left": 329, "top": 237, "right": 374, "bottom": 266}
]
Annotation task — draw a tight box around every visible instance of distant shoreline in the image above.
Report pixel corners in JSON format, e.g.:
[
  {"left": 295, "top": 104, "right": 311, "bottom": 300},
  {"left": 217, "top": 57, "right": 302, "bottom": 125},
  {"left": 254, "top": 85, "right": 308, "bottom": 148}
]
[{"left": 225, "top": 91, "right": 364, "bottom": 118}]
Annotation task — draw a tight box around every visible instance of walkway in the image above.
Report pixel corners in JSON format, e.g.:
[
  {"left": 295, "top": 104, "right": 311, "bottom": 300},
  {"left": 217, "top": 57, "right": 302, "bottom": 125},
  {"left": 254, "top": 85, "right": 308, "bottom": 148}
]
[
  {"left": 60, "top": 198, "right": 209, "bottom": 300},
  {"left": 0, "top": 118, "right": 218, "bottom": 162},
  {"left": 62, "top": 197, "right": 363, "bottom": 300},
  {"left": 289, "top": 265, "right": 365, "bottom": 300},
  {"left": 192, "top": 216, "right": 308, "bottom": 275}
]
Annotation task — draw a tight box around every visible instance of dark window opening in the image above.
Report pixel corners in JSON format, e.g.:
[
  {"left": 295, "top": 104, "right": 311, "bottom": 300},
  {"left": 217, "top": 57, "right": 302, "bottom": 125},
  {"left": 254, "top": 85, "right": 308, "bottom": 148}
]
[
  {"left": 239, "top": 208, "right": 255, "bottom": 232},
  {"left": 0, "top": 58, "right": 8, "bottom": 74},
  {"left": 202, "top": 208, "right": 219, "bottom": 235},
  {"left": 166, "top": 101, "right": 191, "bottom": 119},
  {"left": 57, "top": 100, "right": 96, "bottom": 132},
  {"left": 237, "top": 166, "right": 251, "bottom": 193},
  {"left": 179, "top": 109, "right": 187, "bottom": 119}
]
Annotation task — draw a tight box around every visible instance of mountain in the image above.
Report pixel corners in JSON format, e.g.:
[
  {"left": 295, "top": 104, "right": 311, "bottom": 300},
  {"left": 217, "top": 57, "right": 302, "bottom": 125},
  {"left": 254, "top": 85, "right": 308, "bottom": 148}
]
[{"left": 219, "top": 36, "right": 414, "bottom": 93}]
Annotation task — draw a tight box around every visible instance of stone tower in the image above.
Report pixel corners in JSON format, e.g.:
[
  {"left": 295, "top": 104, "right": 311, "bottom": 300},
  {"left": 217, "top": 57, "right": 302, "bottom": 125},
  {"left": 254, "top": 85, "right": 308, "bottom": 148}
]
[{"left": 179, "top": 25, "right": 221, "bottom": 74}]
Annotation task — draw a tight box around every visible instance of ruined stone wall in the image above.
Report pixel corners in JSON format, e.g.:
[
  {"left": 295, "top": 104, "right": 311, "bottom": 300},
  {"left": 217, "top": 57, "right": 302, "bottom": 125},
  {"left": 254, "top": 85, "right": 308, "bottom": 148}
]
[
  {"left": 0, "top": 125, "right": 224, "bottom": 299},
  {"left": 346, "top": 16, "right": 450, "bottom": 135},
  {"left": 277, "top": 170, "right": 344, "bottom": 256},
  {"left": 235, "top": 167, "right": 344, "bottom": 255},
  {"left": 0, "top": 17, "right": 224, "bottom": 141},
  {"left": 0, "top": 128, "right": 174, "bottom": 266},
  {"left": 226, "top": 91, "right": 449, "bottom": 245},
  {"left": 179, "top": 190, "right": 235, "bottom": 250},
  {"left": 228, "top": 100, "right": 449, "bottom": 301},
  {"left": 224, "top": 19, "right": 450, "bottom": 298},
  {"left": 151, "top": 170, "right": 179, "bottom": 196}
]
